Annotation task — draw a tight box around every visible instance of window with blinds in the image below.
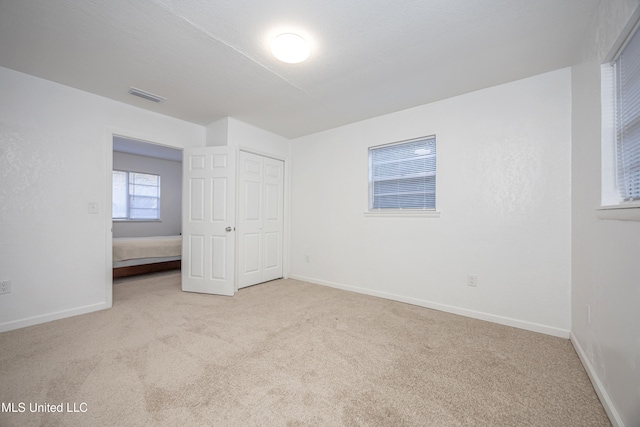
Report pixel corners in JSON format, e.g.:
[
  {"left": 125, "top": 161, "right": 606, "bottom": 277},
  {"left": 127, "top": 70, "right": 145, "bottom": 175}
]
[
  {"left": 614, "top": 25, "right": 640, "bottom": 202},
  {"left": 369, "top": 136, "right": 436, "bottom": 210},
  {"left": 112, "top": 170, "right": 161, "bottom": 220}
]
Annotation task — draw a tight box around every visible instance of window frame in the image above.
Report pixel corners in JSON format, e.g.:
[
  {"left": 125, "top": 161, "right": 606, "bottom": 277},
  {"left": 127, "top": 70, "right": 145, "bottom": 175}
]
[
  {"left": 599, "top": 17, "right": 640, "bottom": 221},
  {"left": 112, "top": 169, "right": 162, "bottom": 221},
  {"left": 365, "top": 135, "right": 440, "bottom": 218}
]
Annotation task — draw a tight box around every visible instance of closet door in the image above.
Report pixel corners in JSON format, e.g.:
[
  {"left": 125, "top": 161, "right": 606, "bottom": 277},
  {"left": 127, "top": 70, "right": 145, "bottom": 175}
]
[{"left": 238, "top": 151, "right": 284, "bottom": 288}]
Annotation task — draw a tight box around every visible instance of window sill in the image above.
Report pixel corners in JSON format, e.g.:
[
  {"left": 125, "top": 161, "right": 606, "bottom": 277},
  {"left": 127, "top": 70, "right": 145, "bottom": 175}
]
[
  {"left": 364, "top": 210, "right": 441, "bottom": 218},
  {"left": 113, "top": 219, "right": 162, "bottom": 222},
  {"left": 596, "top": 203, "right": 640, "bottom": 221}
]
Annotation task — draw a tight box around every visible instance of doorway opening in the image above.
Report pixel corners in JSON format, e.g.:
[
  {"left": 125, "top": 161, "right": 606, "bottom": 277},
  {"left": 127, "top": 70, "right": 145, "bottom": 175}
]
[
  {"left": 110, "top": 135, "right": 183, "bottom": 286},
  {"left": 107, "top": 139, "right": 287, "bottom": 303}
]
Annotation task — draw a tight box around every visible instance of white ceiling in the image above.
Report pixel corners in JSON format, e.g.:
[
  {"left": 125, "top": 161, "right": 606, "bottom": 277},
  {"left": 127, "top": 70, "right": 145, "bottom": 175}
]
[{"left": 0, "top": 0, "right": 599, "bottom": 139}]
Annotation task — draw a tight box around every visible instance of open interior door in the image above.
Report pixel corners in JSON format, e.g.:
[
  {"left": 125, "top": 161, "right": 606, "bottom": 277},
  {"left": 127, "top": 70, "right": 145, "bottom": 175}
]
[{"left": 182, "top": 146, "right": 236, "bottom": 296}]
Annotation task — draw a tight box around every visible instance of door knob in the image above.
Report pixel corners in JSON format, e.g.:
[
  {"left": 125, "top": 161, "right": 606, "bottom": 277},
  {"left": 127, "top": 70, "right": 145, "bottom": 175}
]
[{"left": 225, "top": 226, "right": 232, "bottom": 232}]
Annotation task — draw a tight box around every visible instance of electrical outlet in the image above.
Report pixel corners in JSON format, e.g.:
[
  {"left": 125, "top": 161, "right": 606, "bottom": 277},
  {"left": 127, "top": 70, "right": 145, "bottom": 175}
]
[
  {"left": 0, "top": 280, "right": 11, "bottom": 295},
  {"left": 587, "top": 305, "right": 591, "bottom": 325},
  {"left": 467, "top": 274, "right": 477, "bottom": 287}
]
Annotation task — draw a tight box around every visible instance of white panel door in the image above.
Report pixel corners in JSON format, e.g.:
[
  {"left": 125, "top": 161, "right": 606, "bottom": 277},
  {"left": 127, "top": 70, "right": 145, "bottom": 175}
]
[
  {"left": 261, "top": 156, "right": 284, "bottom": 281},
  {"left": 182, "top": 146, "right": 236, "bottom": 296},
  {"left": 238, "top": 151, "right": 284, "bottom": 288}
]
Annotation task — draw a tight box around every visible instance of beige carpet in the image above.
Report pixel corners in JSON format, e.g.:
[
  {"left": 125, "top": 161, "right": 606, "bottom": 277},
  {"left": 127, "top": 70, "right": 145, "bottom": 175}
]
[{"left": 0, "top": 271, "right": 609, "bottom": 426}]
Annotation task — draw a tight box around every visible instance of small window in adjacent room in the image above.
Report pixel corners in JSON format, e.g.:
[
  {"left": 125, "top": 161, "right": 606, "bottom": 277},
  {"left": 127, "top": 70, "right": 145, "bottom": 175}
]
[
  {"left": 599, "top": 19, "right": 640, "bottom": 220},
  {"left": 368, "top": 135, "right": 437, "bottom": 213},
  {"left": 112, "top": 170, "right": 161, "bottom": 220}
]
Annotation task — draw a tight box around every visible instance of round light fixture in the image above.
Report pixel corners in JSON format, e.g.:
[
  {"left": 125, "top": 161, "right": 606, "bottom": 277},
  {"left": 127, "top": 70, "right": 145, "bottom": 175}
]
[{"left": 271, "top": 33, "right": 310, "bottom": 64}]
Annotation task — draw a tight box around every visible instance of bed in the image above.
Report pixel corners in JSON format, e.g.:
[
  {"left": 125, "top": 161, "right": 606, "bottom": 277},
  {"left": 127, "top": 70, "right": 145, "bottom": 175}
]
[{"left": 112, "top": 235, "right": 182, "bottom": 278}]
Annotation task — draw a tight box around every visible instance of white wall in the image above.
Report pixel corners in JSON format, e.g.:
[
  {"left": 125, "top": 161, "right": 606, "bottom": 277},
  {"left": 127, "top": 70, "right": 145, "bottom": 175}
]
[
  {"left": 112, "top": 152, "right": 182, "bottom": 238},
  {"left": 570, "top": 1, "right": 640, "bottom": 426},
  {"left": 206, "top": 117, "right": 291, "bottom": 159},
  {"left": 290, "top": 69, "right": 572, "bottom": 337},
  {"left": 0, "top": 66, "right": 205, "bottom": 331}
]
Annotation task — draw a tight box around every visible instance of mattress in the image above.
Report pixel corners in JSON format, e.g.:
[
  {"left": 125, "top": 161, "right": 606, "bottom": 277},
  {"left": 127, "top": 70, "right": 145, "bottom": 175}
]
[{"left": 112, "top": 235, "right": 182, "bottom": 262}]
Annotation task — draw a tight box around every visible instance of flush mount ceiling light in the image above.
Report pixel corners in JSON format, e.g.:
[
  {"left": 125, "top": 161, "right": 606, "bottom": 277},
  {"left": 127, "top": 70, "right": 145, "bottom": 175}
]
[{"left": 271, "top": 33, "right": 310, "bottom": 64}]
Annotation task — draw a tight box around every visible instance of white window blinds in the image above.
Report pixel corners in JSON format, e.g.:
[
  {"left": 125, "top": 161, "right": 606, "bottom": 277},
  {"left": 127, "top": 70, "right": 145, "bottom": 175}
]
[
  {"left": 129, "top": 172, "right": 161, "bottom": 219},
  {"left": 112, "top": 171, "right": 161, "bottom": 220},
  {"left": 369, "top": 136, "right": 436, "bottom": 210},
  {"left": 614, "top": 26, "right": 640, "bottom": 201}
]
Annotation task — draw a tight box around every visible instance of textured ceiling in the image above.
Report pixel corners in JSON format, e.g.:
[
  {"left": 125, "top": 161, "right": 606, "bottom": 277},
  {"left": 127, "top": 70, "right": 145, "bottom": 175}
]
[{"left": 0, "top": 0, "right": 599, "bottom": 138}]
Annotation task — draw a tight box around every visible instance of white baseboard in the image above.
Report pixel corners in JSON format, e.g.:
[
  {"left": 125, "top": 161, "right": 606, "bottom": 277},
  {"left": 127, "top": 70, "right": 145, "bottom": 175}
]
[
  {"left": 289, "top": 274, "right": 570, "bottom": 339},
  {"left": 0, "top": 302, "right": 109, "bottom": 333},
  {"left": 570, "top": 333, "right": 624, "bottom": 427}
]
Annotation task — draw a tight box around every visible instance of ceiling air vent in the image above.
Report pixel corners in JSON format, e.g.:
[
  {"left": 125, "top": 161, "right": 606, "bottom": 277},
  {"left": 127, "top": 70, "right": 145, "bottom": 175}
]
[{"left": 128, "top": 87, "right": 165, "bottom": 103}]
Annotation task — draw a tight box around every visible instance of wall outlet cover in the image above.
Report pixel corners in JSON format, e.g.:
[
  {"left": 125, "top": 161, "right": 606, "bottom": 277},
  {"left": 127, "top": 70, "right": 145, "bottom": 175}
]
[
  {"left": 0, "top": 280, "right": 11, "bottom": 295},
  {"left": 467, "top": 274, "right": 477, "bottom": 287}
]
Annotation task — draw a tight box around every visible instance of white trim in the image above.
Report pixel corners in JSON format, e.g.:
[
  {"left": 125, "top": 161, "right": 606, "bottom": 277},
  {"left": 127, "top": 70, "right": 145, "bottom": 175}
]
[
  {"left": 596, "top": 204, "right": 640, "bottom": 221},
  {"left": 106, "top": 129, "right": 114, "bottom": 309},
  {"left": 570, "top": 333, "right": 625, "bottom": 427},
  {"left": 364, "top": 210, "right": 441, "bottom": 218},
  {"left": 289, "top": 274, "right": 570, "bottom": 338},
  {"left": 601, "top": 62, "right": 619, "bottom": 206},
  {"left": 283, "top": 152, "right": 291, "bottom": 281},
  {"left": 368, "top": 134, "right": 436, "bottom": 150},
  {"left": 238, "top": 145, "right": 287, "bottom": 162},
  {"left": 0, "top": 302, "right": 109, "bottom": 333}
]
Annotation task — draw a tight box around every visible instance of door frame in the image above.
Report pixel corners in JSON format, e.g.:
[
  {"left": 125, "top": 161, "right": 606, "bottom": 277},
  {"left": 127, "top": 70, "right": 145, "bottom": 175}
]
[{"left": 105, "top": 128, "right": 184, "bottom": 307}]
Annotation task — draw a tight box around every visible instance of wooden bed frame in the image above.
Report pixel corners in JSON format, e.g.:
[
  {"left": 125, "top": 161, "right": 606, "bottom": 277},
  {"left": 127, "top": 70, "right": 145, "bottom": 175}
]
[
  {"left": 112, "top": 235, "right": 182, "bottom": 279},
  {"left": 113, "top": 260, "right": 181, "bottom": 278}
]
